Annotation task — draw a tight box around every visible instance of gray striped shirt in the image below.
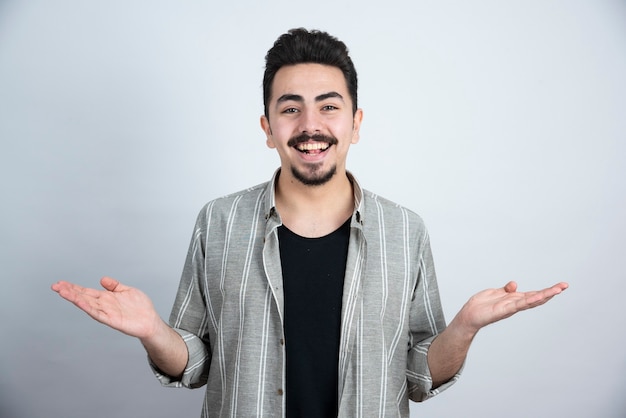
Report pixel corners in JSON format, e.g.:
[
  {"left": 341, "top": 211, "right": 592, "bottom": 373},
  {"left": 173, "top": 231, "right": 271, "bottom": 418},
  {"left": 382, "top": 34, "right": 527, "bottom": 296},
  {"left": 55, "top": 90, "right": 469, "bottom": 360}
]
[{"left": 152, "top": 170, "right": 460, "bottom": 417}]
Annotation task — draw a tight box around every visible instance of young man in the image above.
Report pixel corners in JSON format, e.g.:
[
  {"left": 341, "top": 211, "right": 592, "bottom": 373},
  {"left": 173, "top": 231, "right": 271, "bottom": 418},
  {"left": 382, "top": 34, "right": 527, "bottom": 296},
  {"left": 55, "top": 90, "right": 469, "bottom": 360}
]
[{"left": 52, "top": 28, "right": 568, "bottom": 417}]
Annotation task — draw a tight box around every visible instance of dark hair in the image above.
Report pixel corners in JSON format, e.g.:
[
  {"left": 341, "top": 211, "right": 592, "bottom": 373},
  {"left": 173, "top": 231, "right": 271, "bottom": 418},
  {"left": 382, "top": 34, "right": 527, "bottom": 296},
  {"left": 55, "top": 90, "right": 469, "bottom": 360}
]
[{"left": 263, "top": 28, "right": 358, "bottom": 118}]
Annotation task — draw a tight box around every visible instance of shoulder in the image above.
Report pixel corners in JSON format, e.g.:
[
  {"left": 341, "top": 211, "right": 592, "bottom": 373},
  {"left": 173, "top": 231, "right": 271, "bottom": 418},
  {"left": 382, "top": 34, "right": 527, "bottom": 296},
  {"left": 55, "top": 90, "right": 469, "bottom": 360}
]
[
  {"left": 361, "top": 189, "right": 425, "bottom": 224},
  {"left": 194, "top": 181, "right": 270, "bottom": 225},
  {"left": 360, "top": 189, "right": 428, "bottom": 236}
]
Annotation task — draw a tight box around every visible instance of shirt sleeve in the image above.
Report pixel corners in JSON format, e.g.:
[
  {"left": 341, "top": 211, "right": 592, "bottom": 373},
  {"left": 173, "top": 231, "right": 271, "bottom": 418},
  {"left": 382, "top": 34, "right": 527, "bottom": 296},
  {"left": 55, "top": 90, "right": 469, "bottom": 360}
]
[
  {"left": 406, "top": 231, "right": 462, "bottom": 401},
  {"left": 150, "top": 208, "right": 212, "bottom": 389}
]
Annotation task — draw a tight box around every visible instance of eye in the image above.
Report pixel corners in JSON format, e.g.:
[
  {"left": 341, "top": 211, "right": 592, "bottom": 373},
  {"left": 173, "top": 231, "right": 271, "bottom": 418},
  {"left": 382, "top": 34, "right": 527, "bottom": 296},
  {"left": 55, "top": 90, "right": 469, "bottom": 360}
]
[
  {"left": 321, "top": 105, "right": 338, "bottom": 111},
  {"left": 282, "top": 107, "right": 299, "bottom": 114}
]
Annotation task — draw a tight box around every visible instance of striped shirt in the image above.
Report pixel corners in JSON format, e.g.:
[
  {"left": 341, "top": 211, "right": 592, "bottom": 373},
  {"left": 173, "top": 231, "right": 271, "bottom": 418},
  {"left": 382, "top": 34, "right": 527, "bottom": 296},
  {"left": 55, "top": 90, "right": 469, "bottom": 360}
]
[{"left": 152, "top": 170, "right": 461, "bottom": 417}]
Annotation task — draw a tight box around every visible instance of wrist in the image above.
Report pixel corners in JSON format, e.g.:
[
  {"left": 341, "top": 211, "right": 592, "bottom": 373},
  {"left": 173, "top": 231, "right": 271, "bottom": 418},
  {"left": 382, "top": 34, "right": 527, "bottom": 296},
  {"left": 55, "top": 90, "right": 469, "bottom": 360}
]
[
  {"left": 140, "top": 317, "right": 170, "bottom": 347},
  {"left": 446, "top": 314, "right": 480, "bottom": 343}
]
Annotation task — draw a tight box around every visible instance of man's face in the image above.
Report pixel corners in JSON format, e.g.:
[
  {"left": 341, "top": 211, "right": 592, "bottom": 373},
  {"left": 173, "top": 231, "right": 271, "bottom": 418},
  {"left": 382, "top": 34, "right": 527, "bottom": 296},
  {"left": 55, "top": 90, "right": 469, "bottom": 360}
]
[{"left": 261, "top": 63, "right": 362, "bottom": 186}]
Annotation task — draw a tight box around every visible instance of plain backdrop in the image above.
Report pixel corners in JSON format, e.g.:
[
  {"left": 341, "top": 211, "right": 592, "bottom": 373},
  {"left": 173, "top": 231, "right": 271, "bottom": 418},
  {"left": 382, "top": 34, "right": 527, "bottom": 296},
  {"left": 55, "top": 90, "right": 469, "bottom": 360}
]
[{"left": 1, "top": 1, "right": 625, "bottom": 417}]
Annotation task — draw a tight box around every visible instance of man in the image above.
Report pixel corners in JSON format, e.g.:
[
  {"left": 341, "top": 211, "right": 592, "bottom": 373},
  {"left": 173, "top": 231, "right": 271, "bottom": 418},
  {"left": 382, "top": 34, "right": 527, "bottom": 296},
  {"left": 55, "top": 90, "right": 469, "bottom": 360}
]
[{"left": 52, "top": 28, "right": 568, "bottom": 417}]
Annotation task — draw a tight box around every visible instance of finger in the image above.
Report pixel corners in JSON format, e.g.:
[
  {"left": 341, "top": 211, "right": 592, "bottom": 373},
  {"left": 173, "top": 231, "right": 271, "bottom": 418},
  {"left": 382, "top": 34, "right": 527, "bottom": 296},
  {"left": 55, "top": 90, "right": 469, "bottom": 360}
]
[
  {"left": 51, "top": 281, "right": 63, "bottom": 292},
  {"left": 100, "top": 276, "right": 121, "bottom": 291},
  {"left": 534, "top": 283, "right": 567, "bottom": 300},
  {"left": 507, "top": 282, "right": 568, "bottom": 306},
  {"left": 52, "top": 281, "right": 89, "bottom": 302},
  {"left": 51, "top": 280, "right": 81, "bottom": 294},
  {"left": 99, "top": 276, "right": 134, "bottom": 293},
  {"left": 554, "top": 282, "right": 569, "bottom": 291},
  {"left": 56, "top": 287, "right": 105, "bottom": 319},
  {"left": 521, "top": 293, "right": 554, "bottom": 309},
  {"left": 516, "top": 284, "right": 566, "bottom": 309},
  {"left": 503, "top": 281, "right": 518, "bottom": 293}
]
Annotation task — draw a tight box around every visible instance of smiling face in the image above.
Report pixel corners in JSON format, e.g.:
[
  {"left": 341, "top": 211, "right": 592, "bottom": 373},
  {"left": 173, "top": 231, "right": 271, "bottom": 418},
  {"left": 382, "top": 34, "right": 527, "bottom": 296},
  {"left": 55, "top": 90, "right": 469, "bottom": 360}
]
[{"left": 261, "top": 63, "right": 363, "bottom": 187}]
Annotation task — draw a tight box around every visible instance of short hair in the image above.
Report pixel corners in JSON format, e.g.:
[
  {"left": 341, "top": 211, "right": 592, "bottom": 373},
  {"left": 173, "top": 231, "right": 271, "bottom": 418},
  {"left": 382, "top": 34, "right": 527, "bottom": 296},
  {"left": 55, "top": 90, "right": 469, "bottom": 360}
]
[{"left": 263, "top": 28, "right": 358, "bottom": 118}]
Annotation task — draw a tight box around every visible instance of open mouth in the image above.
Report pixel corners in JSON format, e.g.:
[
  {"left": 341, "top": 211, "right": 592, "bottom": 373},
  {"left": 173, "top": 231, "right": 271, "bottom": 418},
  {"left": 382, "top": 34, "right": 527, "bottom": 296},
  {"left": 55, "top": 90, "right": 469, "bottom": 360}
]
[{"left": 295, "top": 142, "right": 330, "bottom": 154}]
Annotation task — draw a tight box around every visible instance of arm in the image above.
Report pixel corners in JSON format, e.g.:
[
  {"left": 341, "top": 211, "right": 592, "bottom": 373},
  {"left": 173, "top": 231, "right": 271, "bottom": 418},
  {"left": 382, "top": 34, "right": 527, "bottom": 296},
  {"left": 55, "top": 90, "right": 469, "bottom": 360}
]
[
  {"left": 51, "top": 276, "right": 188, "bottom": 377},
  {"left": 427, "top": 280, "right": 569, "bottom": 387}
]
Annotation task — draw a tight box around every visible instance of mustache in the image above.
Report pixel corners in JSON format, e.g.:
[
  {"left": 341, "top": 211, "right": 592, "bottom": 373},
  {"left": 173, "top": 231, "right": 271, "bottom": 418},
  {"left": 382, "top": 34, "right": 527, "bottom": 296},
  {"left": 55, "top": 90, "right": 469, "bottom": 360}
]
[{"left": 287, "top": 133, "right": 338, "bottom": 148}]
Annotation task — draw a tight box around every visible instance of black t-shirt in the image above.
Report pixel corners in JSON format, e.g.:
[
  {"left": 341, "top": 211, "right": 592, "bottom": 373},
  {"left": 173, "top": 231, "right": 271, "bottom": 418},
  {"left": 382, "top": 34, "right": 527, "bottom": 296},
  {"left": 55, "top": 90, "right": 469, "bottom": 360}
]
[{"left": 278, "top": 218, "right": 350, "bottom": 418}]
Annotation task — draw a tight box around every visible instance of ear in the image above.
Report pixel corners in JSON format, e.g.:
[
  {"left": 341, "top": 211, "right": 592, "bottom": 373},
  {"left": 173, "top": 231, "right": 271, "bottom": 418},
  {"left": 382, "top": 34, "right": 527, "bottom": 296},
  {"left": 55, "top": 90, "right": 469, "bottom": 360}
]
[
  {"left": 351, "top": 108, "right": 363, "bottom": 144},
  {"left": 260, "top": 115, "right": 275, "bottom": 149}
]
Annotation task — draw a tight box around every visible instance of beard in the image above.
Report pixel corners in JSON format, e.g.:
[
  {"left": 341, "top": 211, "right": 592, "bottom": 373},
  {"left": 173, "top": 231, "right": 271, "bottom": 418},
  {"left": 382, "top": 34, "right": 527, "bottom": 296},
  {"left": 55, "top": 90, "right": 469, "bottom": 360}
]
[
  {"left": 291, "top": 163, "right": 337, "bottom": 186},
  {"left": 287, "top": 132, "right": 339, "bottom": 186}
]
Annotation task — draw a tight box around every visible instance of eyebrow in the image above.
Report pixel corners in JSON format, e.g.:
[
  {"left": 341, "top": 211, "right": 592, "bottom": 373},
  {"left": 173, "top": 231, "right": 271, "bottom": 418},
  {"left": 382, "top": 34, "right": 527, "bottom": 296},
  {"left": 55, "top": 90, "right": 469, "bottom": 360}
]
[{"left": 276, "top": 91, "right": 345, "bottom": 104}]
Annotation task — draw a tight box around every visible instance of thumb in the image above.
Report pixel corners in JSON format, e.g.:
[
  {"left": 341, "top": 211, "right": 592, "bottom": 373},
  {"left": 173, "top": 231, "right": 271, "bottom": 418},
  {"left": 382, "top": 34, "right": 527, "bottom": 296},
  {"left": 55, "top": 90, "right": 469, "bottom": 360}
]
[
  {"left": 100, "top": 276, "right": 122, "bottom": 292},
  {"left": 504, "top": 281, "right": 518, "bottom": 293}
]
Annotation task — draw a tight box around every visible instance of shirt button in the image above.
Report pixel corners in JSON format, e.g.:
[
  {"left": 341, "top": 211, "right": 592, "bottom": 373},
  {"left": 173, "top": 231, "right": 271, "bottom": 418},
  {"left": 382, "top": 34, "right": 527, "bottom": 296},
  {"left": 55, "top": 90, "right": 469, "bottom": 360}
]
[{"left": 277, "top": 389, "right": 284, "bottom": 396}]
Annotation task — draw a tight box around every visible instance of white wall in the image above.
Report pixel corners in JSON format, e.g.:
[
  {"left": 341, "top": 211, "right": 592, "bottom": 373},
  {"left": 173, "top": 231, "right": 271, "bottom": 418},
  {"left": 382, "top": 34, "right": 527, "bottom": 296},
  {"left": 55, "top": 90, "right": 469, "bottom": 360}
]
[{"left": 1, "top": 1, "right": 624, "bottom": 417}]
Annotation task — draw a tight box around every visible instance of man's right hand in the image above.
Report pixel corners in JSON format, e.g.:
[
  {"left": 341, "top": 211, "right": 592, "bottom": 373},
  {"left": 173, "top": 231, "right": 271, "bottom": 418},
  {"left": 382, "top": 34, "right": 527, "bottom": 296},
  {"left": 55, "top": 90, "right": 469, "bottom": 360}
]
[
  {"left": 51, "top": 277, "right": 162, "bottom": 339},
  {"left": 52, "top": 277, "right": 189, "bottom": 377}
]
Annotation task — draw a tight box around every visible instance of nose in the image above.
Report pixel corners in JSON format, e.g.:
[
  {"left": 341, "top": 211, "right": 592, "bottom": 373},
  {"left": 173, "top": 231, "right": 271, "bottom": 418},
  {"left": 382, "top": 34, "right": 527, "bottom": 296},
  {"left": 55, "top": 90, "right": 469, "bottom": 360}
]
[{"left": 298, "top": 108, "right": 322, "bottom": 135}]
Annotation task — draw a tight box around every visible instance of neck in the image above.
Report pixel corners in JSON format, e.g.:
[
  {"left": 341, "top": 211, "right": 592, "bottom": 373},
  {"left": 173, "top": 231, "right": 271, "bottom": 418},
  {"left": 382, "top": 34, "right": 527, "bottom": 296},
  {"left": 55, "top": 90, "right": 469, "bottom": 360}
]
[{"left": 275, "top": 169, "right": 354, "bottom": 238}]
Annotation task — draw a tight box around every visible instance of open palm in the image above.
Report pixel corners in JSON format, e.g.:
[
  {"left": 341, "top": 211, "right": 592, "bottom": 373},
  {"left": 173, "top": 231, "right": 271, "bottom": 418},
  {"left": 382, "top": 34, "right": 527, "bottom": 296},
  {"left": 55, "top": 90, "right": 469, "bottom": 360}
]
[
  {"left": 52, "top": 276, "right": 161, "bottom": 339},
  {"left": 457, "top": 280, "right": 569, "bottom": 333}
]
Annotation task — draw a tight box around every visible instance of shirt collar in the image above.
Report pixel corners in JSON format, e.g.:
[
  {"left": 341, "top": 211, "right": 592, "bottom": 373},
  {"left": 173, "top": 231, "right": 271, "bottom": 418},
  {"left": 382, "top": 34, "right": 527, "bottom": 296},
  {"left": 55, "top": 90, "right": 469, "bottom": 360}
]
[
  {"left": 263, "top": 168, "right": 364, "bottom": 225},
  {"left": 263, "top": 169, "right": 280, "bottom": 222}
]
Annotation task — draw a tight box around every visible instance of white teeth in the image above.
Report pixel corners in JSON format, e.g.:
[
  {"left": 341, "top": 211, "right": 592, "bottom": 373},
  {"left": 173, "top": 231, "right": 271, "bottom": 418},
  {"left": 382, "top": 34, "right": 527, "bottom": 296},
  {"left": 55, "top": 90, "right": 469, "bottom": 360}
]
[{"left": 296, "top": 142, "right": 329, "bottom": 151}]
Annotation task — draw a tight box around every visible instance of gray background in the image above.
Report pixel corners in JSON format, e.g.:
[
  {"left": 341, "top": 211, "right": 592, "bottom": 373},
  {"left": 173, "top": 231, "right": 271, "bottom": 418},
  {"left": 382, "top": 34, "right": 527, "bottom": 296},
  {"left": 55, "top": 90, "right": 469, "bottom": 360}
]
[{"left": 1, "top": 1, "right": 625, "bottom": 417}]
